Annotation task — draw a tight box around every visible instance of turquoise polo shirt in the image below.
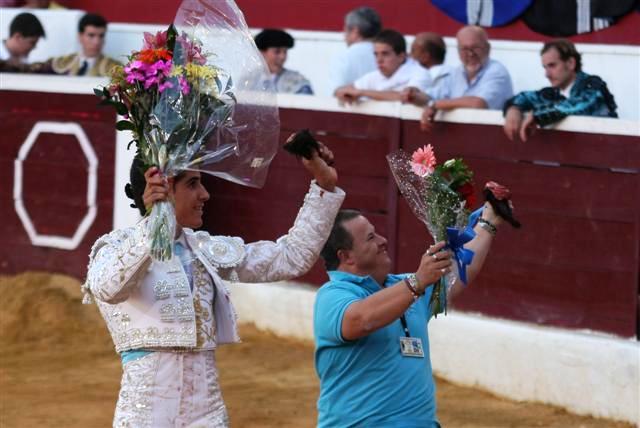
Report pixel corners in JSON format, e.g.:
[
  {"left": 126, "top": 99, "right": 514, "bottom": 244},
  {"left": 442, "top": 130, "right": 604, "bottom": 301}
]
[{"left": 314, "top": 271, "right": 440, "bottom": 428}]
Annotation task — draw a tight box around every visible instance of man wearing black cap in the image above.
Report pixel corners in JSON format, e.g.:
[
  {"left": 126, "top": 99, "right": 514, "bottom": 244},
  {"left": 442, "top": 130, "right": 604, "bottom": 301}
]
[{"left": 254, "top": 28, "right": 313, "bottom": 94}]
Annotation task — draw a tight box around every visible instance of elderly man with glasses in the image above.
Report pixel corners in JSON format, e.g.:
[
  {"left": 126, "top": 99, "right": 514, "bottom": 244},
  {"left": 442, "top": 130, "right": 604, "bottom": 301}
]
[{"left": 420, "top": 25, "right": 513, "bottom": 132}]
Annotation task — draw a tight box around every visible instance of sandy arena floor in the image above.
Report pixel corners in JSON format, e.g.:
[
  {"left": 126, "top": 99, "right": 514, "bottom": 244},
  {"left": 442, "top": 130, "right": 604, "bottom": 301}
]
[{"left": 0, "top": 273, "right": 633, "bottom": 428}]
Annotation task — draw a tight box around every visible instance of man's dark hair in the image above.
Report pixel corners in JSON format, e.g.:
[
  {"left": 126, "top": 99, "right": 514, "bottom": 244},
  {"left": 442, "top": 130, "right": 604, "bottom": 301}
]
[
  {"left": 78, "top": 13, "right": 107, "bottom": 33},
  {"left": 374, "top": 29, "right": 406, "bottom": 55},
  {"left": 254, "top": 29, "right": 294, "bottom": 51},
  {"left": 9, "top": 12, "right": 45, "bottom": 38},
  {"left": 541, "top": 38, "right": 582, "bottom": 73},
  {"left": 345, "top": 7, "right": 381, "bottom": 39},
  {"left": 422, "top": 35, "right": 446, "bottom": 64},
  {"left": 320, "top": 209, "right": 361, "bottom": 271}
]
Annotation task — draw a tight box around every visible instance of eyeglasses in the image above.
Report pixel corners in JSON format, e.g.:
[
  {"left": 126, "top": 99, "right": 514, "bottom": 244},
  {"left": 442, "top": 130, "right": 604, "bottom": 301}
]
[{"left": 457, "top": 45, "right": 487, "bottom": 55}]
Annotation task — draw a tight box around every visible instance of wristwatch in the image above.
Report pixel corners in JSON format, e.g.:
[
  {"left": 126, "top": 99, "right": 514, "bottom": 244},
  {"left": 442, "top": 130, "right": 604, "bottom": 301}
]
[{"left": 427, "top": 99, "right": 437, "bottom": 110}]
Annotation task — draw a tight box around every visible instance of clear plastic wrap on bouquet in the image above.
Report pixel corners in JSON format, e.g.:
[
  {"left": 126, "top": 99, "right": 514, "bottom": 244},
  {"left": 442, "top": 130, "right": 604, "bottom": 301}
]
[
  {"left": 172, "top": 0, "right": 280, "bottom": 185},
  {"left": 387, "top": 149, "right": 471, "bottom": 316},
  {"left": 110, "top": 0, "right": 280, "bottom": 261}
]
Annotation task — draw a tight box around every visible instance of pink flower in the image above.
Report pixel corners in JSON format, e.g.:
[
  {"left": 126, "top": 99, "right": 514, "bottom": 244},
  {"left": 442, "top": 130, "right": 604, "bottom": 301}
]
[
  {"left": 142, "top": 30, "right": 168, "bottom": 50},
  {"left": 411, "top": 162, "right": 432, "bottom": 177},
  {"left": 146, "top": 60, "right": 172, "bottom": 78},
  {"left": 178, "top": 75, "right": 190, "bottom": 95},
  {"left": 143, "top": 75, "right": 160, "bottom": 89},
  {"left": 410, "top": 144, "right": 436, "bottom": 177},
  {"left": 177, "top": 35, "right": 207, "bottom": 65},
  {"left": 158, "top": 80, "right": 174, "bottom": 93},
  {"left": 124, "top": 60, "right": 148, "bottom": 84}
]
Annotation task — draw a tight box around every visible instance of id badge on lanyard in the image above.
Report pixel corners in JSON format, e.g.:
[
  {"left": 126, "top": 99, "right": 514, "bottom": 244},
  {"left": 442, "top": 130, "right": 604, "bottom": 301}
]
[{"left": 398, "top": 315, "right": 425, "bottom": 358}]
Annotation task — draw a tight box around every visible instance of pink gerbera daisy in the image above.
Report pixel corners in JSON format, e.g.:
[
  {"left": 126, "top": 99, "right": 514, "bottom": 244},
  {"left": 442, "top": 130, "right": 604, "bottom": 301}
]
[{"left": 410, "top": 144, "right": 437, "bottom": 177}]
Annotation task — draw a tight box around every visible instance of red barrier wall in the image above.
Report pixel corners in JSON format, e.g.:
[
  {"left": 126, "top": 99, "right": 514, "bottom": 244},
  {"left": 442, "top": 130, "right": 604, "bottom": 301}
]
[
  {"left": 203, "top": 108, "right": 640, "bottom": 338},
  {"left": 0, "top": 91, "right": 117, "bottom": 279},
  {"left": 1, "top": 87, "right": 637, "bottom": 338}
]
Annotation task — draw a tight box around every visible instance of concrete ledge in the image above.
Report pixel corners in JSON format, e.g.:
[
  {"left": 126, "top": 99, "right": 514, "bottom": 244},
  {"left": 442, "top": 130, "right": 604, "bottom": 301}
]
[{"left": 229, "top": 281, "right": 640, "bottom": 425}]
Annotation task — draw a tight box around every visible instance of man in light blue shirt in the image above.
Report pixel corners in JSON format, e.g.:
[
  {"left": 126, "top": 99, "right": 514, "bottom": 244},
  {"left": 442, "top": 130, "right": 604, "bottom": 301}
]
[
  {"left": 328, "top": 7, "right": 382, "bottom": 95},
  {"left": 420, "top": 25, "right": 513, "bottom": 132},
  {"left": 314, "top": 206, "right": 503, "bottom": 427}
]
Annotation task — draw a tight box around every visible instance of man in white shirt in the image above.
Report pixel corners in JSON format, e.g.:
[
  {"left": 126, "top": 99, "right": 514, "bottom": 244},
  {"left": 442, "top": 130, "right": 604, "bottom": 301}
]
[
  {"left": 327, "top": 7, "right": 381, "bottom": 95},
  {"left": 0, "top": 12, "right": 45, "bottom": 67},
  {"left": 335, "top": 29, "right": 426, "bottom": 103},
  {"left": 402, "top": 32, "right": 453, "bottom": 106}
]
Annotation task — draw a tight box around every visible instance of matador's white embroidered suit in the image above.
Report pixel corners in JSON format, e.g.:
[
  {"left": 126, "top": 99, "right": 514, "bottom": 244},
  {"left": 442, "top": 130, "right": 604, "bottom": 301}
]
[{"left": 82, "top": 182, "right": 344, "bottom": 427}]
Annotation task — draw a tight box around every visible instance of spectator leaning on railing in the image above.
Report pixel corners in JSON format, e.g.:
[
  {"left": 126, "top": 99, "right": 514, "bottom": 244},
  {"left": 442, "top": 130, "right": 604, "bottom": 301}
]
[
  {"left": 0, "top": 12, "right": 45, "bottom": 68},
  {"left": 401, "top": 32, "right": 453, "bottom": 106},
  {"left": 255, "top": 28, "right": 313, "bottom": 95},
  {"left": 420, "top": 25, "right": 513, "bottom": 132},
  {"left": 503, "top": 38, "right": 618, "bottom": 142},
  {"left": 328, "top": 6, "right": 382, "bottom": 95},
  {"left": 334, "top": 29, "right": 429, "bottom": 103}
]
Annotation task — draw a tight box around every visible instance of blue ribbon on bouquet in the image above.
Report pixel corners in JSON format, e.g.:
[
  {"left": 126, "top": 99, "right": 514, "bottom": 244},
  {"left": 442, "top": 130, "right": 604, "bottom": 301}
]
[{"left": 445, "top": 207, "right": 483, "bottom": 285}]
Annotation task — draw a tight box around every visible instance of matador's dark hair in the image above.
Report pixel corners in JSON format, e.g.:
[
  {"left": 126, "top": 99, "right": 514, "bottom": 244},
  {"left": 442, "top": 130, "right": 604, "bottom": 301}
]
[
  {"left": 124, "top": 155, "right": 189, "bottom": 216},
  {"left": 124, "top": 155, "right": 146, "bottom": 216}
]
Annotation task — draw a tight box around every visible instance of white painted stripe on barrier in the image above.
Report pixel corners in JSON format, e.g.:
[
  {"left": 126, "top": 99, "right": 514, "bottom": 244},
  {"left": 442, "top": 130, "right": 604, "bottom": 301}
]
[
  {"left": 12, "top": 121, "right": 98, "bottom": 250},
  {"left": 228, "top": 281, "right": 640, "bottom": 425}
]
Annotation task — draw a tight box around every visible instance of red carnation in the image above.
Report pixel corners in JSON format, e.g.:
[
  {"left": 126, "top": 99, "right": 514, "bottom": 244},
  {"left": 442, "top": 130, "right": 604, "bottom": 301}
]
[{"left": 457, "top": 182, "right": 476, "bottom": 208}]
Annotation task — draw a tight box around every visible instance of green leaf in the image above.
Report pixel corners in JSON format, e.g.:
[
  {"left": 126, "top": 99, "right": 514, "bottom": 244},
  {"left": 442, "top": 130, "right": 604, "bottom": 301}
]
[
  {"left": 93, "top": 87, "right": 105, "bottom": 98},
  {"left": 115, "top": 120, "right": 135, "bottom": 131},
  {"left": 166, "top": 24, "right": 178, "bottom": 52},
  {"left": 115, "top": 102, "right": 129, "bottom": 116}
]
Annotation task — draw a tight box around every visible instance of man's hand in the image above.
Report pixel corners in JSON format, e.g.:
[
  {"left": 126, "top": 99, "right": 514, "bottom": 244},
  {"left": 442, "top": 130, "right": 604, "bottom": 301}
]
[
  {"left": 335, "top": 85, "right": 362, "bottom": 104},
  {"left": 414, "top": 241, "right": 452, "bottom": 291},
  {"left": 142, "top": 167, "right": 170, "bottom": 212},
  {"left": 481, "top": 201, "right": 504, "bottom": 227},
  {"left": 401, "top": 87, "right": 429, "bottom": 106},
  {"left": 519, "top": 113, "right": 537, "bottom": 142},
  {"left": 503, "top": 107, "right": 523, "bottom": 141},
  {"left": 300, "top": 141, "right": 338, "bottom": 192},
  {"left": 419, "top": 105, "right": 437, "bottom": 132}
]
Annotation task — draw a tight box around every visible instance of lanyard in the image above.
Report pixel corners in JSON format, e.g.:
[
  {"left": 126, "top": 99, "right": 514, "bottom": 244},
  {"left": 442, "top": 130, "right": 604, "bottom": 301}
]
[
  {"left": 379, "top": 282, "right": 413, "bottom": 337},
  {"left": 399, "top": 315, "right": 411, "bottom": 338}
]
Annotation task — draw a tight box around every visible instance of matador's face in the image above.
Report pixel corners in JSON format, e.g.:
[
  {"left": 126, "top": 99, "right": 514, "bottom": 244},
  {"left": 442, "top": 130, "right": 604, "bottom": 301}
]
[{"left": 172, "top": 171, "right": 210, "bottom": 229}]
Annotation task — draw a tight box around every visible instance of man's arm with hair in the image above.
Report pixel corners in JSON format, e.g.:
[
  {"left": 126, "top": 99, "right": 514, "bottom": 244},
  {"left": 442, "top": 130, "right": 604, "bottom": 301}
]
[
  {"left": 432, "top": 96, "right": 487, "bottom": 110},
  {"left": 341, "top": 242, "right": 452, "bottom": 340},
  {"left": 355, "top": 89, "right": 404, "bottom": 101}
]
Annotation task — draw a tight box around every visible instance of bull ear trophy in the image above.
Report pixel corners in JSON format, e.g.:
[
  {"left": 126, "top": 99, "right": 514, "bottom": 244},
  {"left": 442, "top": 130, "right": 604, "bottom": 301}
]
[
  {"left": 483, "top": 182, "right": 521, "bottom": 228},
  {"left": 283, "top": 129, "right": 320, "bottom": 160}
]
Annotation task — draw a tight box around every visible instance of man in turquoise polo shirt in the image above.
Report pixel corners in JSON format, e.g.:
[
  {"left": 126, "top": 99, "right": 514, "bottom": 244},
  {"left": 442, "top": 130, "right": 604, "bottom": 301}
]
[{"left": 314, "top": 206, "right": 502, "bottom": 427}]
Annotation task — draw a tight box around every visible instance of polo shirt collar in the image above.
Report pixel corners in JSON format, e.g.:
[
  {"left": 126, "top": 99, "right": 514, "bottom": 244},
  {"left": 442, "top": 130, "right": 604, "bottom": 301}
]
[{"left": 328, "top": 270, "right": 399, "bottom": 292}]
